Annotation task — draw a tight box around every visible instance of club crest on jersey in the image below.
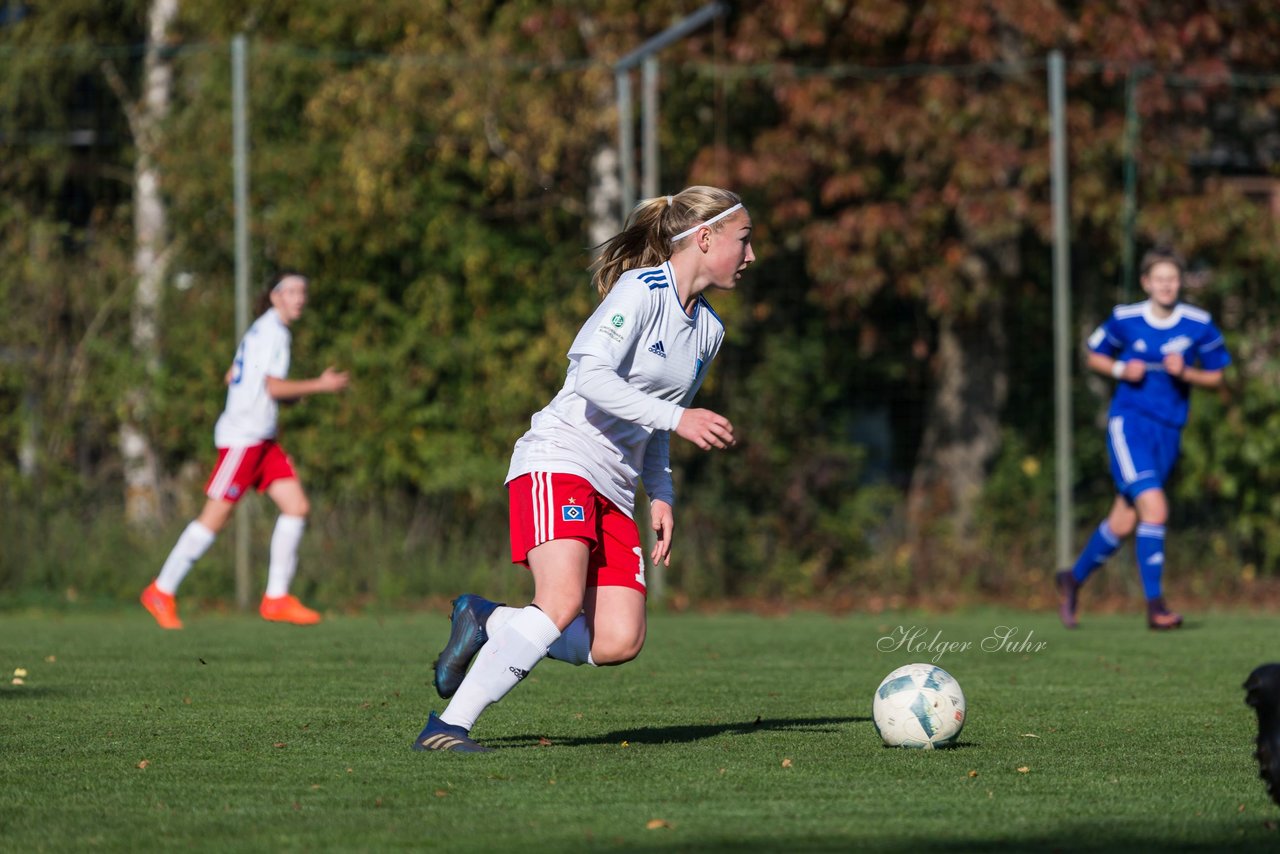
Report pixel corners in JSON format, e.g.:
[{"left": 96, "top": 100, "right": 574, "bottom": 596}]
[
  {"left": 561, "top": 503, "right": 585, "bottom": 522},
  {"left": 610, "top": 313, "right": 625, "bottom": 328},
  {"left": 648, "top": 340, "right": 667, "bottom": 358}
]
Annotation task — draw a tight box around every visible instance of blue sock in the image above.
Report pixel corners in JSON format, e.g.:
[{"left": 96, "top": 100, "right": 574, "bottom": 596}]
[
  {"left": 1071, "top": 520, "right": 1121, "bottom": 584},
  {"left": 1135, "top": 522, "right": 1167, "bottom": 600}
]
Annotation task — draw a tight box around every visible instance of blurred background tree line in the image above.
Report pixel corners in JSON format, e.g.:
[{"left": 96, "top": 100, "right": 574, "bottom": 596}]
[{"left": 3, "top": 0, "right": 1280, "bottom": 608}]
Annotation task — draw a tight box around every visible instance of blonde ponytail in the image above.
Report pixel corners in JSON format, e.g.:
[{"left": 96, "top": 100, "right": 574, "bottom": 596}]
[{"left": 590, "top": 185, "right": 743, "bottom": 297}]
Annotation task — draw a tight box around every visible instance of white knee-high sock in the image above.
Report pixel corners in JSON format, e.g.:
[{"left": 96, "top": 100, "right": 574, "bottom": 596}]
[
  {"left": 265, "top": 515, "right": 306, "bottom": 598},
  {"left": 547, "top": 615, "right": 595, "bottom": 666},
  {"left": 440, "top": 605, "right": 560, "bottom": 732},
  {"left": 155, "top": 521, "right": 217, "bottom": 594}
]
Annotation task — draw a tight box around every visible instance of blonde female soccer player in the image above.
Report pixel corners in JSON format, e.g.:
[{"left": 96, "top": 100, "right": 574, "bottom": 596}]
[
  {"left": 415, "top": 186, "right": 753, "bottom": 751},
  {"left": 141, "top": 272, "right": 349, "bottom": 629}
]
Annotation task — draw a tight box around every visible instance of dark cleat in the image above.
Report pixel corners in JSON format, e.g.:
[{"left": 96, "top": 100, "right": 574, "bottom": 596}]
[
  {"left": 1244, "top": 663, "right": 1280, "bottom": 808},
  {"left": 1055, "top": 570, "right": 1079, "bottom": 629},
  {"left": 1146, "top": 597, "right": 1183, "bottom": 631},
  {"left": 412, "top": 711, "right": 490, "bottom": 753},
  {"left": 432, "top": 594, "right": 501, "bottom": 699}
]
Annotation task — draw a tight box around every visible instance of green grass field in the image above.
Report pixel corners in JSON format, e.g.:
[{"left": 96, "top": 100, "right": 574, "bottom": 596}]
[{"left": 2, "top": 606, "right": 1277, "bottom": 851}]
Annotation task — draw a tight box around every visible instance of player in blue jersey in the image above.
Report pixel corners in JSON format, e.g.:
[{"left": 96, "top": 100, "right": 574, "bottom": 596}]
[
  {"left": 1056, "top": 248, "right": 1230, "bottom": 630},
  {"left": 413, "top": 186, "right": 754, "bottom": 752}
]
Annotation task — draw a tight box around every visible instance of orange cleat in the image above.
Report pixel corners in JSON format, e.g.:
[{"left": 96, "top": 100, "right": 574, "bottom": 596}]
[
  {"left": 141, "top": 582, "right": 183, "bottom": 630},
  {"left": 260, "top": 594, "right": 322, "bottom": 625}
]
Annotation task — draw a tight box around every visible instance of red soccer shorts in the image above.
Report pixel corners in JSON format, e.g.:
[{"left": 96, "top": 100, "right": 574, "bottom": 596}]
[
  {"left": 508, "top": 472, "right": 647, "bottom": 594},
  {"left": 204, "top": 441, "right": 297, "bottom": 503}
]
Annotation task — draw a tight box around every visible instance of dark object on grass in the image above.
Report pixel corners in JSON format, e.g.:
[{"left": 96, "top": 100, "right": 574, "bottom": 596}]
[{"left": 1244, "top": 663, "right": 1280, "bottom": 808}]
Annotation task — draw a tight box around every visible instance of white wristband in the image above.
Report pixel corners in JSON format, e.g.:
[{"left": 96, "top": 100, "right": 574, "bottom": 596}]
[{"left": 1110, "top": 361, "right": 1125, "bottom": 379}]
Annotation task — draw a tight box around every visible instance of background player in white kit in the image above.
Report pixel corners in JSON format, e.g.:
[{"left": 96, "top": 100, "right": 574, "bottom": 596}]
[
  {"left": 141, "top": 272, "right": 349, "bottom": 629},
  {"left": 414, "top": 186, "right": 753, "bottom": 752}
]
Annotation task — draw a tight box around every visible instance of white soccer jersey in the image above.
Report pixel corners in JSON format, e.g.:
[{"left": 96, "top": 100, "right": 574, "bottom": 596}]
[
  {"left": 506, "top": 262, "right": 726, "bottom": 518},
  {"left": 213, "top": 309, "right": 291, "bottom": 448}
]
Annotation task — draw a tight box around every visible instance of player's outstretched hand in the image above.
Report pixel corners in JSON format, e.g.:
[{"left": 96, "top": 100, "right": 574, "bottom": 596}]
[
  {"left": 676, "top": 408, "right": 735, "bottom": 451},
  {"left": 318, "top": 366, "right": 350, "bottom": 393}
]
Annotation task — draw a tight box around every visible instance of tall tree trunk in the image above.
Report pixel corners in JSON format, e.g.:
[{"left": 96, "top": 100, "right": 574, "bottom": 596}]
[
  {"left": 587, "top": 144, "right": 622, "bottom": 247},
  {"left": 578, "top": 12, "right": 623, "bottom": 246},
  {"left": 906, "top": 266, "right": 1009, "bottom": 555},
  {"left": 116, "top": 0, "right": 178, "bottom": 525}
]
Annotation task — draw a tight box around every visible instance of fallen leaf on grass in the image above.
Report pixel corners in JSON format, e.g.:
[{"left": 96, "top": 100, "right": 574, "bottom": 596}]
[
  {"left": 273, "top": 742, "right": 287, "bottom": 749},
  {"left": 781, "top": 758, "right": 793, "bottom": 768},
  {"left": 137, "top": 760, "right": 150, "bottom": 770},
  {"left": 538, "top": 737, "right": 553, "bottom": 746},
  {"left": 646, "top": 819, "right": 670, "bottom": 830},
  {"left": 434, "top": 790, "right": 448, "bottom": 798},
  {"left": 11, "top": 678, "right": 23, "bottom": 686},
  {"left": 1020, "top": 733, "right": 1039, "bottom": 738},
  {"left": 620, "top": 740, "right": 629, "bottom": 748},
  {"left": 14, "top": 668, "right": 28, "bottom": 677},
  {"left": 44, "top": 656, "right": 56, "bottom": 663},
  {"left": 1017, "top": 766, "right": 1030, "bottom": 773},
  {"left": 968, "top": 770, "right": 978, "bottom": 778}
]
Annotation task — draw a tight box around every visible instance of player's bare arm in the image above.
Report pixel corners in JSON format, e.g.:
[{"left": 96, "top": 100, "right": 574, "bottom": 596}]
[
  {"left": 1087, "top": 351, "right": 1145, "bottom": 382},
  {"left": 266, "top": 367, "right": 350, "bottom": 401},
  {"left": 1162, "top": 352, "right": 1224, "bottom": 389}
]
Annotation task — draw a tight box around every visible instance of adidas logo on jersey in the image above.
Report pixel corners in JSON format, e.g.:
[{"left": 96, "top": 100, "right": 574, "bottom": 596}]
[{"left": 648, "top": 341, "right": 667, "bottom": 358}]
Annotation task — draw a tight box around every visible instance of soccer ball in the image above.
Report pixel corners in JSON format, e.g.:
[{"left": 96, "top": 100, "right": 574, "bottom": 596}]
[{"left": 872, "top": 663, "right": 966, "bottom": 749}]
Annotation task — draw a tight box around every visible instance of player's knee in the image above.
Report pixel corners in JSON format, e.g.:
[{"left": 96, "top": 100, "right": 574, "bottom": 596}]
[
  {"left": 591, "top": 628, "right": 646, "bottom": 666},
  {"left": 535, "top": 596, "right": 585, "bottom": 631},
  {"left": 1109, "top": 516, "right": 1137, "bottom": 538},
  {"left": 279, "top": 495, "right": 310, "bottom": 518}
]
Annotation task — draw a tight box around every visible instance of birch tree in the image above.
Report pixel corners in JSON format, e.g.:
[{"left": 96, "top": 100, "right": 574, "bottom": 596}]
[{"left": 109, "top": 0, "right": 179, "bottom": 525}]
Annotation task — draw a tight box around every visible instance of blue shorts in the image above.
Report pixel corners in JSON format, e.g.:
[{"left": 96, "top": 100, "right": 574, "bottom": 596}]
[{"left": 1106, "top": 412, "right": 1181, "bottom": 501}]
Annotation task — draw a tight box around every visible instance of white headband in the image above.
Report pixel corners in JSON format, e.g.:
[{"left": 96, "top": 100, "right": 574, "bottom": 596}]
[{"left": 669, "top": 203, "right": 745, "bottom": 243}]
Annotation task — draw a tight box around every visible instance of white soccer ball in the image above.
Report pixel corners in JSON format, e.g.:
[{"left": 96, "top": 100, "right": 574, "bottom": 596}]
[{"left": 872, "top": 663, "right": 966, "bottom": 749}]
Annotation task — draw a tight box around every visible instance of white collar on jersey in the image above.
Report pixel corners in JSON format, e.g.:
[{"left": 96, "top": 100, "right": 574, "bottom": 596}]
[{"left": 1140, "top": 300, "right": 1184, "bottom": 330}]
